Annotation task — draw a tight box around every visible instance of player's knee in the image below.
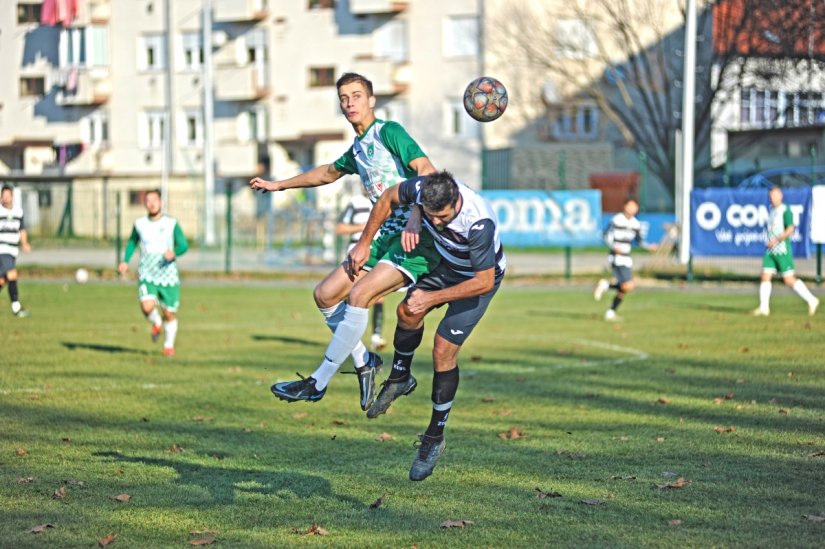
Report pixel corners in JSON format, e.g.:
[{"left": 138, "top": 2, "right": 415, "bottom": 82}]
[
  {"left": 313, "top": 282, "right": 336, "bottom": 308},
  {"left": 621, "top": 280, "right": 635, "bottom": 292},
  {"left": 782, "top": 275, "right": 797, "bottom": 287},
  {"left": 6, "top": 269, "right": 17, "bottom": 281},
  {"left": 396, "top": 302, "right": 422, "bottom": 329},
  {"left": 347, "top": 282, "right": 373, "bottom": 308}
]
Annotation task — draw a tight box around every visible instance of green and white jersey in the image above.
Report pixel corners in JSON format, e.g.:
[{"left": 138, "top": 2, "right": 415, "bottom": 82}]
[
  {"left": 124, "top": 215, "right": 189, "bottom": 286},
  {"left": 766, "top": 204, "right": 793, "bottom": 256},
  {"left": 333, "top": 119, "right": 426, "bottom": 235}
]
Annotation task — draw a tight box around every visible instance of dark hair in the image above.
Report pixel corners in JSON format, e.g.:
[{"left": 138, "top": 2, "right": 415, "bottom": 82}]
[
  {"left": 420, "top": 171, "right": 459, "bottom": 211},
  {"left": 145, "top": 189, "right": 161, "bottom": 199},
  {"left": 623, "top": 197, "right": 639, "bottom": 207},
  {"left": 336, "top": 72, "right": 374, "bottom": 97},
  {"left": 1, "top": 185, "right": 13, "bottom": 194}
]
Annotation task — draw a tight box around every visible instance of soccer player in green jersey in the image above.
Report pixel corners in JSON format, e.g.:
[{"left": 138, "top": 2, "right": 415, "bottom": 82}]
[
  {"left": 753, "top": 186, "right": 819, "bottom": 316},
  {"left": 118, "top": 190, "right": 189, "bottom": 355},
  {"left": 249, "top": 72, "right": 441, "bottom": 411}
]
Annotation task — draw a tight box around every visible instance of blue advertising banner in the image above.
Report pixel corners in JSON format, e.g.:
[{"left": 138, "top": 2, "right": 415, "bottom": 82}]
[
  {"left": 690, "top": 187, "right": 812, "bottom": 257},
  {"left": 481, "top": 190, "right": 603, "bottom": 247}
]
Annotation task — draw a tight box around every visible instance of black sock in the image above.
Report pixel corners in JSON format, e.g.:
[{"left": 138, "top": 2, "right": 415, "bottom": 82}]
[
  {"left": 609, "top": 282, "right": 619, "bottom": 290},
  {"left": 389, "top": 326, "right": 423, "bottom": 381},
  {"left": 611, "top": 294, "right": 623, "bottom": 311},
  {"left": 424, "top": 367, "right": 459, "bottom": 439},
  {"left": 8, "top": 280, "right": 19, "bottom": 303},
  {"left": 372, "top": 302, "right": 384, "bottom": 336}
]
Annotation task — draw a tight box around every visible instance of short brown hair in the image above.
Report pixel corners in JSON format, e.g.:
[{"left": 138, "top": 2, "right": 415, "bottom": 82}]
[{"left": 336, "top": 72, "right": 373, "bottom": 97}]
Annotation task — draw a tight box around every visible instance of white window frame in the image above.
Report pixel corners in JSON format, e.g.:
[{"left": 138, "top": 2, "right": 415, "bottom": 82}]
[
  {"left": 82, "top": 111, "right": 109, "bottom": 148},
  {"left": 138, "top": 111, "right": 166, "bottom": 150},
  {"left": 374, "top": 19, "right": 407, "bottom": 62},
  {"left": 445, "top": 99, "right": 479, "bottom": 138},
  {"left": 375, "top": 100, "right": 408, "bottom": 128},
  {"left": 179, "top": 32, "right": 204, "bottom": 71},
  {"left": 237, "top": 106, "right": 268, "bottom": 143},
  {"left": 179, "top": 110, "right": 203, "bottom": 147},
  {"left": 442, "top": 15, "right": 479, "bottom": 58},
  {"left": 138, "top": 34, "right": 167, "bottom": 71},
  {"left": 554, "top": 19, "right": 598, "bottom": 59}
]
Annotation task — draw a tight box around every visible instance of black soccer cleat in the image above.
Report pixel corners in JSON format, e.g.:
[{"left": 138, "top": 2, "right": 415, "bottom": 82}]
[
  {"left": 354, "top": 352, "right": 383, "bottom": 411},
  {"left": 271, "top": 373, "right": 326, "bottom": 403},
  {"left": 409, "top": 434, "right": 446, "bottom": 481},
  {"left": 366, "top": 375, "right": 417, "bottom": 419}
]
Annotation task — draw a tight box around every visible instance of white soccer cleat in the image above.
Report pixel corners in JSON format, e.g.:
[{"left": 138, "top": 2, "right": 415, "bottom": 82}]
[
  {"left": 594, "top": 279, "right": 610, "bottom": 302},
  {"left": 370, "top": 333, "right": 387, "bottom": 352},
  {"left": 751, "top": 308, "right": 770, "bottom": 317},
  {"left": 809, "top": 298, "right": 820, "bottom": 317},
  {"left": 604, "top": 309, "right": 620, "bottom": 322}
]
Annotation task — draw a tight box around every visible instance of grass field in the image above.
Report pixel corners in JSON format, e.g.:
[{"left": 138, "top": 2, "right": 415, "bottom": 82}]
[{"left": 1, "top": 280, "right": 824, "bottom": 548}]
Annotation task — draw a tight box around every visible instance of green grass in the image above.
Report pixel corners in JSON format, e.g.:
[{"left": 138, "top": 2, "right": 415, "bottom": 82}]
[{"left": 1, "top": 281, "right": 824, "bottom": 548}]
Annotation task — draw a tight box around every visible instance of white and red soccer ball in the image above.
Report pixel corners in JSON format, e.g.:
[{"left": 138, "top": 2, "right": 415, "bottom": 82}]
[{"left": 463, "top": 76, "right": 508, "bottom": 122}]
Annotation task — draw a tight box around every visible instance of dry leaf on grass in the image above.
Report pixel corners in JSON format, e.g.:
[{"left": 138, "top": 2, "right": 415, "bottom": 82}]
[
  {"left": 61, "top": 437, "right": 72, "bottom": 443},
  {"left": 17, "top": 476, "right": 35, "bottom": 484},
  {"left": 440, "top": 519, "right": 473, "bottom": 528},
  {"left": 369, "top": 495, "right": 387, "bottom": 509},
  {"left": 555, "top": 450, "right": 587, "bottom": 459},
  {"left": 655, "top": 477, "right": 692, "bottom": 489},
  {"left": 579, "top": 499, "right": 604, "bottom": 506},
  {"left": 668, "top": 519, "right": 683, "bottom": 526},
  {"left": 481, "top": 396, "right": 496, "bottom": 403},
  {"left": 713, "top": 425, "right": 736, "bottom": 433},
  {"left": 189, "top": 530, "right": 220, "bottom": 536},
  {"left": 292, "top": 523, "right": 329, "bottom": 536},
  {"left": 191, "top": 416, "right": 213, "bottom": 422},
  {"left": 376, "top": 432, "right": 395, "bottom": 442},
  {"left": 187, "top": 538, "right": 216, "bottom": 546},
  {"left": 113, "top": 494, "right": 130, "bottom": 503},
  {"left": 713, "top": 392, "right": 735, "bottom": 404},
  {"left": 655, "top": 397, "right": 672, "bottom": 405},
  {"left": 492, "top": 409, "right": 512, "bottom": 416},
  {"left": 778, "top": 408, "right": 790, "bottom": 414},
  {"left": 53, "top": 485, "right": 67, "bottom": 499},
  {"left": 28, "top": 524, "right": 54, "bottom": 533},
  {"left": 610, "top": 475, "right": 636, "bottom": 481},
  {"left": 113, "top": 469, "right": 125, "bottom": 475},
  {"left": 498, "top": 427, "right": 526, "bottom": 440},
  {"left": 809, "top": 450, "right": 825, "bottom": 457},
  {"left": 292, "top": 412, "right": 308, "bottom": 420},
  {"left": 331, "top": 419, "right": 347, "bottom": 425},
  {"left": 656, "top": 437, "right": 666, "bottom": 443},
  {"left": 167, "top": 444, "right": 185, "bottom": 453},
  {"left": 16, "top": 448, "right": 26, "bottom": 457},
  {"left": 98, "top": 533, "right": 117, "bottom": 547},
  {"left": 802, "top": 514, "right": 825, "bottom": 522},
  {"left": 535, "top": 488, "right": 562, "bottom": 499}
]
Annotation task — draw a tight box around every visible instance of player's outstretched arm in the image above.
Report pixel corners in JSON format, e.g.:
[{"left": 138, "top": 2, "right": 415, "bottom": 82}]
[
  {"left": 348, "top": 186, "right": 400, "bottom": 275},
  {"left": 249, "top": 164, "right": 342, "bottom": 193}
]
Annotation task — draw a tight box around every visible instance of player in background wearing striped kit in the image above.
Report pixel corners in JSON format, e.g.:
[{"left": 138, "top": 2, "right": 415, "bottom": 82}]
[
  {"left": 118, "top": 189, "right": 189, "bottom": 356},
  {"left": 594, "top": 198, "right": 657, "bottom": 321},
  {"left": 0, "top": 185, "right": 32, "bottom": 317}
]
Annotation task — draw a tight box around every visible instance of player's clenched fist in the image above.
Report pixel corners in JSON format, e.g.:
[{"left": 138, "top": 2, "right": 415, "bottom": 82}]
[{"left": 249, "top": 177, "right": 281, "bottom": 193}]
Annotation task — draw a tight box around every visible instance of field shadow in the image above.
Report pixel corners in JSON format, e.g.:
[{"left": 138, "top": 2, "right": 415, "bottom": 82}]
[
  {"left": 62, "top": 341, "right": 149, "bottom": 355},
  {"left": 93, "top": 451, "right": 359, "bottom": 506},
  {"left": 251, "top": 334, "right": 320, "bottom": 347},
  {"left": 526, "top": 309, "right": 599, "bottom": 321}
]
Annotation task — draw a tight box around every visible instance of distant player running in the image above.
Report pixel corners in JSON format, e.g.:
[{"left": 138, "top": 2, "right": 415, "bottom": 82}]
[
  {"left": 350, "top": 171, "right": 506, "bottom": 481},
  {"left": 594, "top": 198, "right": 656, "bottom": 321},
  {"left": 249, "top": 72, "right": 440, "bottom": 411},
  {"left": 118, "top": 190, "right": 189, "bottom": 355},
  {"left": 0, "top": 185, "right": 32, "bottom": 317},
  {"left": 336, "top": 192, "right": 387, "bottom": 352},
  {"left": 752, "top": 186, "right": 819, "bottom": 316}
]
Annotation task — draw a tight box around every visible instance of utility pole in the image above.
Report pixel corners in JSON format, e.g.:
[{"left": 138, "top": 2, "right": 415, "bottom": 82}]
[
  {"left": 202, "top": 0, "right": 216, "bottom": 245},
  {"left": 678, "top": 0, "right": 697, "bottom": 265},
  {"left": 162, "top": 0, "right": 173, "bottom": 208}
]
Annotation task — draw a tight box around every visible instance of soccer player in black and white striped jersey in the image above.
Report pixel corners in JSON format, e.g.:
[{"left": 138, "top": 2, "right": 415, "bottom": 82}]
[
  {"left": 594, "top": 198, "right": 657, "bottom": 321},
  {"left": 0, "top": 185, "right": 32, "bottom": 317},
  {"left": 349, "top": 171, "right": 505, "bottom": 480}
]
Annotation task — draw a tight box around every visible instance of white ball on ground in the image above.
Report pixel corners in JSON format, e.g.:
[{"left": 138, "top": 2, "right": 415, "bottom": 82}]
[{"left": 75, "top": 268, "right": 89, "bottom": 284}]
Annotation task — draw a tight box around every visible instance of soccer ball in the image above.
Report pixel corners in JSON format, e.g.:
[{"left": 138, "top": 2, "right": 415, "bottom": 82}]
[
  {"left": 75, "top": 268, "right": 89, "bottom": 284},
  {"left": 463, "top": 76, "right": 508, "bottom": 122}
]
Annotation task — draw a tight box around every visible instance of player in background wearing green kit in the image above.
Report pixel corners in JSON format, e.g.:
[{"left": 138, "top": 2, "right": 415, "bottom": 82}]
[
  {"left": 118, "top": 189, "right": 189, "bottom": 355},
  {"left": 249, "top": 72, "right": 441, "bottom": 411},
  {"left": 753, "top": 186, "right": 819, "bottom": 317}
]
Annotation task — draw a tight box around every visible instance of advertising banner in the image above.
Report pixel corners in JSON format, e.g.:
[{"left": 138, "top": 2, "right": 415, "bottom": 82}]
[
  {"left": 690, "top": 187, "right": 812, "bottom": 257},
  {"left": 481, "top": 190, "right": 603, "bottom": 247},
  {"left": 811, "top": 186, "right": 825, "bottom": 244}
]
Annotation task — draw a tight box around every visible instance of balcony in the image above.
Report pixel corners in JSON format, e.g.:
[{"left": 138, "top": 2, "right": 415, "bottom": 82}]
[
  {"left": 349, "top": 0, "right": 408, "bottom": 14},
  {"left": 215, "top": 65, "right": 268, "bottom": 101},
  {"left": 73, "top": 0, "right": 111, "bottom": 25},
  {"left": 351, "top": 57, "right": 408, "bottom": 95},
  {"left": 214, "top": 0, "right": 269, "bottom": 22},
  {"left": 216, "top": 142, "right": 260, "bottom": 177},
  {"left": 56, "top": 69, "right": 112, "bottom": 106}
]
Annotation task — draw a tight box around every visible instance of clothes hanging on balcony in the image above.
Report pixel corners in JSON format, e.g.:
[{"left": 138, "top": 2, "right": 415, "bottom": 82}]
[
  {"left": 54, "top": 143, "right": 84, "bottom": 168},
  {"left": 40, "top": 0, "right": 79, "bottom": 28},
  {"left": 66, "top": 67, "right": 78, "bottom": 93}
]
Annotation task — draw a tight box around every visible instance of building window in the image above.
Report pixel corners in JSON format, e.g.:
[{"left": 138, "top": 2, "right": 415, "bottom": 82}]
[
  {"left": 442, "top": 15, "right": 479, "bottom": 58},
  {"left": 374, "top": 19, "right": 407, "bottom": 62},
  {"left": 554, "top": 19, "right": 598, "bottom": 59},
  {"left": 17, "top": 2, "right": 41, "bottom": 24},
  {"left": 180, "top": 33, "right": 204, "bottom": 70},
  {"left": 445, "top": 99, "right": 479, "bottom": 138},
  {"left": 552, "top": 104, "right": 599, "bottom": 140},
  {"left": 238, "top": 107, "right": 268, "bottom": 143},
  {"left": 129, "top": 190, "right": 147, "bottom": 206},
  {"left": 179, "top": 110, "right": 203, "bottom": 147},
  {"left": 139, "top": 111, "right": 165, "bottom": 149},
  {"left": 308, "top": 0, "right": 335, "bottom": 9},
  {"left": 82, "top": 112, "right": 109, "bottom": 147},
  {"left": 139, "top": 34, "right": 166, "bottom": 71},
  {"left": 309, "top": 67, "right": 335, "bottom": 87},
  {"left": 19, "top": 76, "right": 45, "bottom": 97}
]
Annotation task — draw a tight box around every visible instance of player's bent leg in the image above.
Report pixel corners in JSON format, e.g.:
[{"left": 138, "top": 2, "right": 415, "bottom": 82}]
[{"left": 313, "top": 264, "right": 360, "bottom": 308}]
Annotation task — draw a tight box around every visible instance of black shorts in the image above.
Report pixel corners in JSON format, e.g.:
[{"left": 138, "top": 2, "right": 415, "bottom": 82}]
[
  {"left": 612, "top": 264, "right": 633, "bottom": 285},
  {"left": 0, "top": 254, "right": 16, "bottom": 279},
  {"left": 406, "top": 262, "right": 503, "bottom": 345}
]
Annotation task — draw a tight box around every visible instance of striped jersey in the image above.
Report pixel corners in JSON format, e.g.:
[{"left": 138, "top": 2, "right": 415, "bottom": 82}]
[
  {"left": 0, "top": 204, "right": 25, "bottom": 257},
  {"left": 339, "top": 194, "right": 373, "bottom": 244},
  {"left": 123, "top": 215, "right": 188, "bottom": 286},
  {"left": 333, "top": 119, "right": 426, "bottom": 236},
  {"left": 398, "top": 177, "right": 506, "bottom": 278},
  {"left": 766, "top": 204, "right": 793, "bottom": 256},
  {"left": 605, "top": 212, "right": 643, "bottom": 268}
]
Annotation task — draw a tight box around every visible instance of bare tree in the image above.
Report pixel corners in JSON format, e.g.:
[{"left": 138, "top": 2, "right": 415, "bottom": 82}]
[{"left": 488, "top": 0, "right": 825, "bottom": 196}]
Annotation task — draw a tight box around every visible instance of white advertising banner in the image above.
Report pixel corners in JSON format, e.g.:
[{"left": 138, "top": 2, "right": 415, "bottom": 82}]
[{"left": 812, "top": 186, "right": 825, "bottom": 244}]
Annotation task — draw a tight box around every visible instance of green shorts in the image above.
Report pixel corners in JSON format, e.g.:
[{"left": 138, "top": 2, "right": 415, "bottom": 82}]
[
  {"left": 139, "top": 281, "right": 181, "bottom": 312},
  {"left": 363, "top": 229, "right": 441, "bottom": 283},
  {"left": 762, "top": 252, "right": 794, "bottom": 276}
]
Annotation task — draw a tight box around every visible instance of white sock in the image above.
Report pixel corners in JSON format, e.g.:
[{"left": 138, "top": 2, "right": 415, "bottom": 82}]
[
  {"left": 792, "top": 280, "right": 817, "bottom": 306},
  {"left": 163, "top": 319, "right": 178, "bottom": 349},
  {"left": 147, "top": 308, "right": 162, "bottom": 327},
  {"left": 319, "top": 301, "right": 368, "bottom": 368},
  {"left": 759, "top": 281, "right": 772, "bottom": 311},
  {"left": 11, "top": 301, "right": 21, "bottom": 314},
  {"left": 311, "top": 305, "right": 369, "bottom": 389}
]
